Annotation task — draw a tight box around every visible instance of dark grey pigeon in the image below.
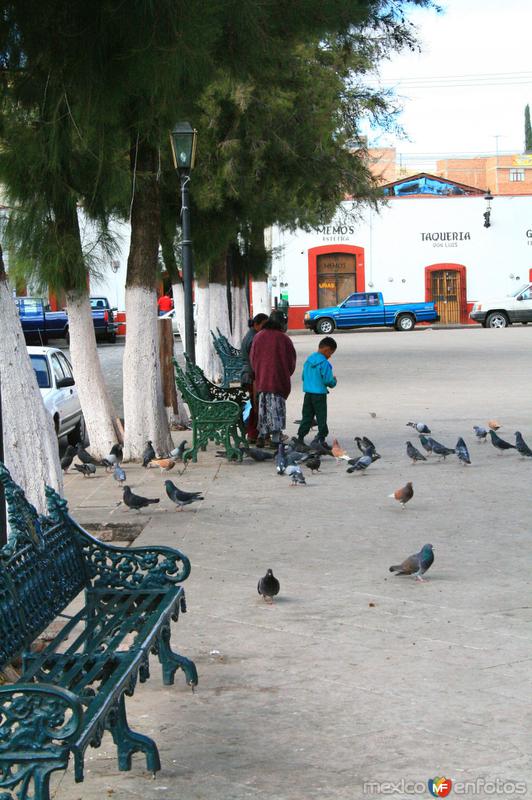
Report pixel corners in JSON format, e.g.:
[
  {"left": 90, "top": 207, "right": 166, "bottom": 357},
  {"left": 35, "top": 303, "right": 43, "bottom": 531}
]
[
  {"left": 257, "top": 569, "right": 280, "bottom": 602},
  {"left": 142, "top": 440, "right": 156, "bottom": 467},
  {"left": 489, "top": 430, "right": 516, "bottom": 452},
  {"left": 165, "top": 480, "right": 203, "bottom": 511},
  {"left": 407, "top": 421, "right": 431, "bottom": 434},
  {"left": 74, "top": 463, "right": 96, "bottom": 477},
  {"left": 61, "top": 445, "right": 77, "bottom": 472},
  {"left": 430, "top": 439, "right": 455, "bottom": 460},
  {"left": 275, "top": 443, "right": 287, "bottom": 475},
  {"left": 455, "top": 437, "right": 471, "bottom": 465},
  {"left": 123, "top": 485, "right": 159, "bottom": 511},
  {"left": 354, "top": 435, "right": 376, "bottom": 454},
  {"left": 346, "top": 448, "right": 373, "bottom": 474},
  {"left": 473, "top": 425, "right": 488, "bottom": 442},
  {"left": 308, "top": 439, "right": 333, "bottom": 456},
  {"left": 406, "top": 441, "right": 427, "bottom": 464},
  {"left": 244, "top": 447, "right": 275, "bottom": 462},
  {"left": 285, "top": 449, "right": 309, "bottom": 466},
  {"left": 389, "top": 544, "right": 434, "bottom": 581},
  {"left": 305, "top": 454, "right": 321, "bottom": 474},
  {"left": 75, "top": 444, "right": 100, "bottom": 466},
  {"left": 418, "top": 434, "right": 433, "bottom": 454},
  {"left": 169, "top": 440, "right": 188, "bottom": 461},
  {"left": 514, "top": 431, "right": 532, "bottom": 457}
]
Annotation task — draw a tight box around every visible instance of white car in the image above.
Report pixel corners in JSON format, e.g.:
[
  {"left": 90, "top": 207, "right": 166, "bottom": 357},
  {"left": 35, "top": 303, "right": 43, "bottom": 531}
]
[
  {"left": 470, "top": 282, "right": 532, "bottom": 328},
  {"left": 27, "top": 346, "right": 85, "bottom": 443}
]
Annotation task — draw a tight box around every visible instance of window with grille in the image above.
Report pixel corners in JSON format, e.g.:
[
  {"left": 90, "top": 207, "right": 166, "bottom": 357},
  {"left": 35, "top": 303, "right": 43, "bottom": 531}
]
[{"left": 509, "top": 168, "right": 525, "bottom": 181}]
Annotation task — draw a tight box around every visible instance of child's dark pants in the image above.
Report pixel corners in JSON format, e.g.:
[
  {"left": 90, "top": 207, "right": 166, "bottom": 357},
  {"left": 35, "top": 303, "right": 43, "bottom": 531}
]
[{"left": 297, "top": 393, "right": 328, "bottom": 441}]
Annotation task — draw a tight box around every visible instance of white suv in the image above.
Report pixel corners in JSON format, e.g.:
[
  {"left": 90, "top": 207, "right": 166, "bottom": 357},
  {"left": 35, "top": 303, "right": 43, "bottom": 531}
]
[
  {"left": 27, "top": 346, "right": 85, "bottom": 443},
  {"left": 470, "top": 283, "right": 532, "bottom": 328}
]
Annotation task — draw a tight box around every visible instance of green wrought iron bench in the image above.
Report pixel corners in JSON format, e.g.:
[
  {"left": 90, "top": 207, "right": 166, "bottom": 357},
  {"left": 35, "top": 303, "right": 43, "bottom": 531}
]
[
  {"left": 173, "top": 359, "right": 244, "bottom": 462},
  {"left": 210, "top": 328, "right": 244, "bottom": 387},
  {"left": 183, "top": 353, "right": 248, "bottom": 407},
  {"left": 0, "top": 463, "right": 197, "bottom": 800}
]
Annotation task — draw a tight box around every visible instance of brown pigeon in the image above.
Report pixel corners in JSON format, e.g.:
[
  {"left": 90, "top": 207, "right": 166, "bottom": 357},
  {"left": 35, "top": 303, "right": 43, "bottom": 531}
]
[
  {"left": 148, "top": 458, "right": 176, "bottom": 473},
  {"left": 331, "top": 438, "right": 350, "bottom": 462},
  {"left": 389, "top": 481, "right": 414, "bottom": 509}
]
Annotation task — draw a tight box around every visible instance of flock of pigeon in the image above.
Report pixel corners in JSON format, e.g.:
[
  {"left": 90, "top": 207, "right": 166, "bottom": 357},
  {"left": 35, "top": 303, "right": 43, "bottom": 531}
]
[{"left": 61, "top": 439, "right": 204, "bottom": 512}]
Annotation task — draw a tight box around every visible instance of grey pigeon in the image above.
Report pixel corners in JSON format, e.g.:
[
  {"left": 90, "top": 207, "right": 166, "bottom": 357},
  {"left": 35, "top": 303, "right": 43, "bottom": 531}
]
[
  {"left": 123, "top": 485, "right": 159, "bottom": 511},
  {"left": 308, "top": 438, "right": 333, "bottom": 456},
  {"left": 285, "top": 449, "right": 309, "bottom": 466},
  {"left": 406, "top": 440, "right": 427, "bottom": 464},
  {"left": 489, "top": 430, "right": 516, "bottom": 453},
  {"left": 142, "top": 440, "right": 156, "bottom": 467},
  {"left": 354, "top": 435, "right": 376, "bottom": 454},
  {"left": 113, "top": 464, "right": 126, "bottom": 486},
  {"left": 257, "top": 569, "right": 280, "bottom": 602},
  {"left": 389, "top": 543, "right": 434, "bottom": 581},
  {"left": 75, "top": 444, "right": 100, "bottom": 466},
  {"left": 514, "top": 431, "right": 532, "bottom": 457},
  {"left": 169, "top": 440, "right": 188, "bottom": 461},
  {"left": 244, "top": 447, "right": 275, "bottom": 462},
  {"left": 286, "top": 464, "right": 306, "bottom": 485},
  {"left": 473, "top": 425, "right": 488, "bottom": 443},
  {"left": 165, "top": 479, "right": 203, "bottom": 511},
  {"left": 430, "top": 439, "right": 455, "bottom": 460},
  {"left": 407, "top": 421, "right": 431, "bottom": 434},
  {"left": 418, "top": 434, "right": 433, "bottom": 454},
  {"left": 289, "top": 436, "right": 312, "bottom": 453},
  {"left": 275, "top": 443, "right": 287, "bottom": 475},
  {"left": 110, "top": 443, "right": 123, "bottom": 460},
  {"left": 346, "top": 448, "right": 373, "bottom": 474},
  {"left": 100, "top": 454, "right": 118, "bottom": 471},
  {"left": 305, "top": 454, "right": 321, "bottom": 474},
  {"left": 74, "top": 463, "right": 96, "bottom": 478},
  {"left": 455, "top": 437, "right": 471, "bottom": 465},
  {"left": 60, "top": 445, "right": 77, "bottom": 472}
]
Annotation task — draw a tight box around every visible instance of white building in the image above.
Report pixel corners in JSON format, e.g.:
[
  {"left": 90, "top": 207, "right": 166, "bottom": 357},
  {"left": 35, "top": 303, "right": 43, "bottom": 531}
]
[{"left": 270, "top": 174, "right": 532, "bottom": 328}]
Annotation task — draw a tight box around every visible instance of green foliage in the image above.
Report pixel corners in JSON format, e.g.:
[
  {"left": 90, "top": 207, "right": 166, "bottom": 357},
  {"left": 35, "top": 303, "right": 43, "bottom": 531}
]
[{"left": 525, "top": 105, "right": 532, "bottom": 153}]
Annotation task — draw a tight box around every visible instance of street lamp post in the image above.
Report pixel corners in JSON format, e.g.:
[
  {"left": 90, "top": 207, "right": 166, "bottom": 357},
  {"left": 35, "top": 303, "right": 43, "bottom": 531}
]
[
  {"left": 170, "top": 122, "right": 198, "bottom": 364},
  {"left": 484, "top": 189, "right": 493, "bottom": 228}
]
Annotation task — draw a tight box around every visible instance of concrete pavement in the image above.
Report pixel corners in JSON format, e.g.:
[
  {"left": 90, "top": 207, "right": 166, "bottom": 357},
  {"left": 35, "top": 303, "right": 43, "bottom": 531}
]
[{"left": 53, "top": 327, "right": 532, "bottom": 800}]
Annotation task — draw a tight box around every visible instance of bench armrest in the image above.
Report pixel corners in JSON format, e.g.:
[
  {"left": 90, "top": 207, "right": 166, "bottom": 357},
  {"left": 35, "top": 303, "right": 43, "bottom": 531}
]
[{"left": 0, "top": 683, "right": 84, "bottom": 752}]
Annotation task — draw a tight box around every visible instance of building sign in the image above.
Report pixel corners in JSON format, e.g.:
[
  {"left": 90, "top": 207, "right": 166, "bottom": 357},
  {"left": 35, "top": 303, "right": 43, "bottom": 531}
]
[
  {"left": 313, "top": 224, "right": 355, "bottom": 243},
  {"left": 420, "top": 231, "right": 471, "bottom": 248},
  {"left": 514, "top": 155, "right": 532, "bottom": 167},
  {"left": 526, "top": 229, "right": 532, "bottom": 245}
]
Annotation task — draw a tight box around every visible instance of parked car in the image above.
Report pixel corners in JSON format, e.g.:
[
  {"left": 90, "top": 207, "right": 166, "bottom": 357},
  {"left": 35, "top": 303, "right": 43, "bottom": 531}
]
[
  {"left": 90, "top": 296, "right": 118, "bottom": 342},
  {"left": 27, "top": 345, "right": 85, "bottom": 444},
  {"left": 470, "top": 283, "right": 532, "bottom": 328},
  {"left": 304, "top": 291, "right": 439, "bottom": 333},
  {"left": 16, "top": 296, "right": 117, "bottom": 344}
]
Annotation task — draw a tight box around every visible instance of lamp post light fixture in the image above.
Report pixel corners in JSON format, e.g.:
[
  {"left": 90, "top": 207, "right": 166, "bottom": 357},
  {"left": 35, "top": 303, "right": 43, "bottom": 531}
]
[
  {"left": 483, "top": 189, "right": 493, "bottom": 228},
  {"left": 170, "top": 122, "right": 198, "bottom": 363}
]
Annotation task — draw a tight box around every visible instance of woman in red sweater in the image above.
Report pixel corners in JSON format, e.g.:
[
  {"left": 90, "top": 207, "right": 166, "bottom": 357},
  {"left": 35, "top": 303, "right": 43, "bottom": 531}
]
[{"left": 250, "top": 311, "right": 296, "bottom": 448}]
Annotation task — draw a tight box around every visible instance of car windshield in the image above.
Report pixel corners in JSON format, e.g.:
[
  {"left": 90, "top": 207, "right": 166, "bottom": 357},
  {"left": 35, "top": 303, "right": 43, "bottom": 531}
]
[
  {"left": 511, "top": 284, "right": 530, "bottom": 297},
  {"left": 30, "top": 354, "right": 51, "bottom": 389},
  {"left": 90, "top": 298, "right": 107, "bottom": 309}
]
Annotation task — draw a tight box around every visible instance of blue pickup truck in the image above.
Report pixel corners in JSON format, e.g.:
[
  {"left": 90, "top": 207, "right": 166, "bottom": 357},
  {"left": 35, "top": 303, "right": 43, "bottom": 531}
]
[
  {"left": 16, "top": 296, "right": 117, "bottom": 344},
  {"left": 304, "top": 291, "right": 439, "bottom": 333}
]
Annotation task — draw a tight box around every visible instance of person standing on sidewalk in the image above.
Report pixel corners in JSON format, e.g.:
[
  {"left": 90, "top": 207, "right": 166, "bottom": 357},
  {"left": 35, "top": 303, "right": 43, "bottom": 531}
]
[
  {"left": 250, "top": 310, "right": 297, "bottom": 448},
  {"left": 293, "top": 337, "right": 337, "bottom": 448},
  {"left": 240, "top": 313, "right": 269, "bottom": 444},
  {"left": 158, "top": 291, "right": 173, "bottom": 315}
]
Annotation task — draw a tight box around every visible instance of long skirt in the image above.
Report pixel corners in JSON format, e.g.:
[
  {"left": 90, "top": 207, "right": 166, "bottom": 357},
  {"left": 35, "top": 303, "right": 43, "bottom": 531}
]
[{"left": 257, "top": 392, "right": 286, "bottom": 440}]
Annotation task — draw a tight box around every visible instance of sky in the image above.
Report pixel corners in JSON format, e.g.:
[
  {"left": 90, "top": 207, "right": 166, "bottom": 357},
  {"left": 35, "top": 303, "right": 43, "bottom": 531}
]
[{"left": 366, "top": 0, "right": 532, "bottom": 170}]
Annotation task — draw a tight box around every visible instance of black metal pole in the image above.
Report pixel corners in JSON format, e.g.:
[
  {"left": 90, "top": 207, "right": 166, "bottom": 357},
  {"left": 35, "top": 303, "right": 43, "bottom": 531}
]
[
  {"left": 180, "top": 172, "right": 196, "bottom": 364},
  {"left": 0, "top": 375, "right": 6, "bottom": 546}
]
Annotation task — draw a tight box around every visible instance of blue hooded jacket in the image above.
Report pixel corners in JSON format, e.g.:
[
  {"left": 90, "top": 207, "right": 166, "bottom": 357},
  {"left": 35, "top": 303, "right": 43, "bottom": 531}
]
[{"left": 302, "top": 352, "right": 337, "bottom": 394}]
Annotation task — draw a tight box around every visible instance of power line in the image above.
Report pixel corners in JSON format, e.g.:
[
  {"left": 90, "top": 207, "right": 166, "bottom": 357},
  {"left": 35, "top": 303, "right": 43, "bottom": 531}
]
[{"left": 364, "top": 70, "right": 532, "bottom": 90}]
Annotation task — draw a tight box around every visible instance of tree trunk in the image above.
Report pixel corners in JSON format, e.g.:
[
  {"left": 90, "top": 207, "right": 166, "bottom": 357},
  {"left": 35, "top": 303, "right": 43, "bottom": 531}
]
[
  {"left": 122, "top": 138, "right": 172, "bottom": 461},
  {"left": 171, "top": 278, "right": 185, "bottom": 340},
  {"left": 0, "top": 262, "right": 63, "bottom": 514},
  {"left": 194, "top": 278, "right": 215, "bottom": 379},
  {"left": 196, "top": 256, "right": 232, "bottom": 383},
  {"left": 231, "top": 275, "right": 250, "bottom": 348},
  {"left": 66, "top": 289, "right": 122, "bottom": 457},
  {"left": 251, "top": 272, "right": 271, "bottom": 316}
]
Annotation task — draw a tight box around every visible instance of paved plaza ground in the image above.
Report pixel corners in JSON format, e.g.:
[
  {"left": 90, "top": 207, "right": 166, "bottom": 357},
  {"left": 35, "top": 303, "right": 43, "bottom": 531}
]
[{"left": 53, "top": 327, "right": 532, "bottom": 800}]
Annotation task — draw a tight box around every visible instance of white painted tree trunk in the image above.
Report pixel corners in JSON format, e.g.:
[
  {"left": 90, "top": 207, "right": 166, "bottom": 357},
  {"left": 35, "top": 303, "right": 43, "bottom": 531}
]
[
  {"left": 196, "top": 281, "right": 232, "bottom": 383},
  {"left": 66, "top": 291, "right": 120, "bottom": 458},
  {"left": 251, "top": 280, "right": 271, "bottom": 316},
  {"left": 122, "top": 286, "right": 173, "bottom": 461},
  {"left": 231, "top": 284, "right": 249, "bottom": 348},
  {"left": 0, "top": 277, "right": 63, "bottom": 514},
  {"left": 171, "top": 281, "right": 185, "bottom": 340}
]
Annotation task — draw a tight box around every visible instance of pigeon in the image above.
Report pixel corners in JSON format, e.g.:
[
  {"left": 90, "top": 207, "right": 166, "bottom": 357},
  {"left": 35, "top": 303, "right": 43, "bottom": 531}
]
[
  {"left": 354, "top": 436, "right": 376, "bottom": 454},
  {"left": 346, "top": 449, "right": 373, "bottom": 474},
  {"left": 100, "top": 456, "right": 118, "bottom": 471},
  {"left": 75, "top": 444, "right": 100, "bottom": 466},
  {"left": 407, "top": 422, "right": 431, "bottom": 434},
  {"left": 332, "top": 438, "right": 350, "bottom": 462},
  {"left": 488, "top": 420, "right": 501, "bottom": 431},
  {"left": 305, "top": 454, "right": 321, "bottom": 474},
  {"left": 142, "top": 440, "right": 156, "bottom": 468},
  {"left": 123, "top": 485, "right": 160, "bottom": 511},
  {"left": 455, "top": 437, "right": 471, "bottom": 465},
  {"left": 389, "top": 481, "right": 414, "bottom": 508},
  {"left": 148, "top": 458, "right": 176, "bottom": 473},
  {"left": 169, "top": 440, "right": 187, "bottom": 461},
  {"left": 285, "top": 449, "right": 309, "bottom": 466},
  {"left": 257, "top": 569, "right": 280, "bottom": 602},
  {"left": 113, "top": 464, "right": 126, "bottom": 486},
  {"left": 289, "top": 437, "right": 312, "bottom": 453},
  {"left": 489, "top": 430, "right": 516, "bottom": 453},
  {"left": 418, "top": 434, "right": 433, "bottom": 454},
  {"left": 60, "top": 445, "right": 77, "bottom": 472},
  {"left": 164, "top": 480, "right": 204, "bottom": 511},
  {"left": 406, "top": 441, "right": 427, "bottom": 464},
  {"left": 514, "top": 431, "right": 532, "bottom": 457},
  {"left": 243, "top": 447, "right": 275, "bottom": 462},
  {"left": 430, "top": 439, "right": 455, "bottom": 460},
  {"left": 389, "top": 544, "right": 434, "bottom": 581},
  {"left": 286, "top": 464, "right": 306, "bottom": 486},
  {"left": 308, "top": 438, "right": 334, "bottom": 456},
  {"left": 275, "top": 443, "right": 287, "bottom": 475},
  {"left": 110, "top": 443, "right": 123, "bottom": 461},
  {"left": 473, "top": 425, "right": 488, "bottom": 442},
  {"left": 74, "top": 463, "right": 96, "bottom": 478}
]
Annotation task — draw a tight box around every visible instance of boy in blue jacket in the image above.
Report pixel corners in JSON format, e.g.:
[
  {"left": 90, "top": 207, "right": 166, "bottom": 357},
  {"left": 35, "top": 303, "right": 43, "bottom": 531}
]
[{"left": 295, "top": 337, "right": 337, "bottom": 447}]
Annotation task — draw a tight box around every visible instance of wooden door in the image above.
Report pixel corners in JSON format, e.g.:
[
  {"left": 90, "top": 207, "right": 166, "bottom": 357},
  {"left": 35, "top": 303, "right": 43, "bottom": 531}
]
[
  {"left": 317, "top": 253, "right": 356, "bottom": 307},
  {"left": 430, "top": 270, "right": 461, "bottom": 324}
]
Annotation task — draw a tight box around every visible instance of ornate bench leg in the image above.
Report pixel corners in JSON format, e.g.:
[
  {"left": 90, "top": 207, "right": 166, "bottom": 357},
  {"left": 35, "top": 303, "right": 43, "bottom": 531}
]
[
  {"left": 155, "top": 623, "right": 198, "bottom": 687},
  {"left": 107, "top": 694, "right": 161, "bottom": 775},
  {"left": 0, "top": 759, "right": 69, "bottom": 800}
]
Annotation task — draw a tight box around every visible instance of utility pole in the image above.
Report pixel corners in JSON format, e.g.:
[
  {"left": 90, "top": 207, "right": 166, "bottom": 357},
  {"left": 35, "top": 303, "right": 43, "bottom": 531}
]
[{"left": 493, "top": 135, "right": 503, "bottom": 194}]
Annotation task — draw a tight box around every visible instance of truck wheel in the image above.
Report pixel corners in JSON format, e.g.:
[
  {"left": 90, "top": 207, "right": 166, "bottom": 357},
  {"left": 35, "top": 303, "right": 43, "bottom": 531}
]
[
  {"left": 395, "top": 314, "right": 415, "bottom": 331},
  {"left": 67, "top": 415, "right": 87, "bottom": 446},
  {"left": 486, "top": 312, "right": 508, "bottom": 329},
  {"left": 315, "top": 318, "right": 335, "bottom": 334}
]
